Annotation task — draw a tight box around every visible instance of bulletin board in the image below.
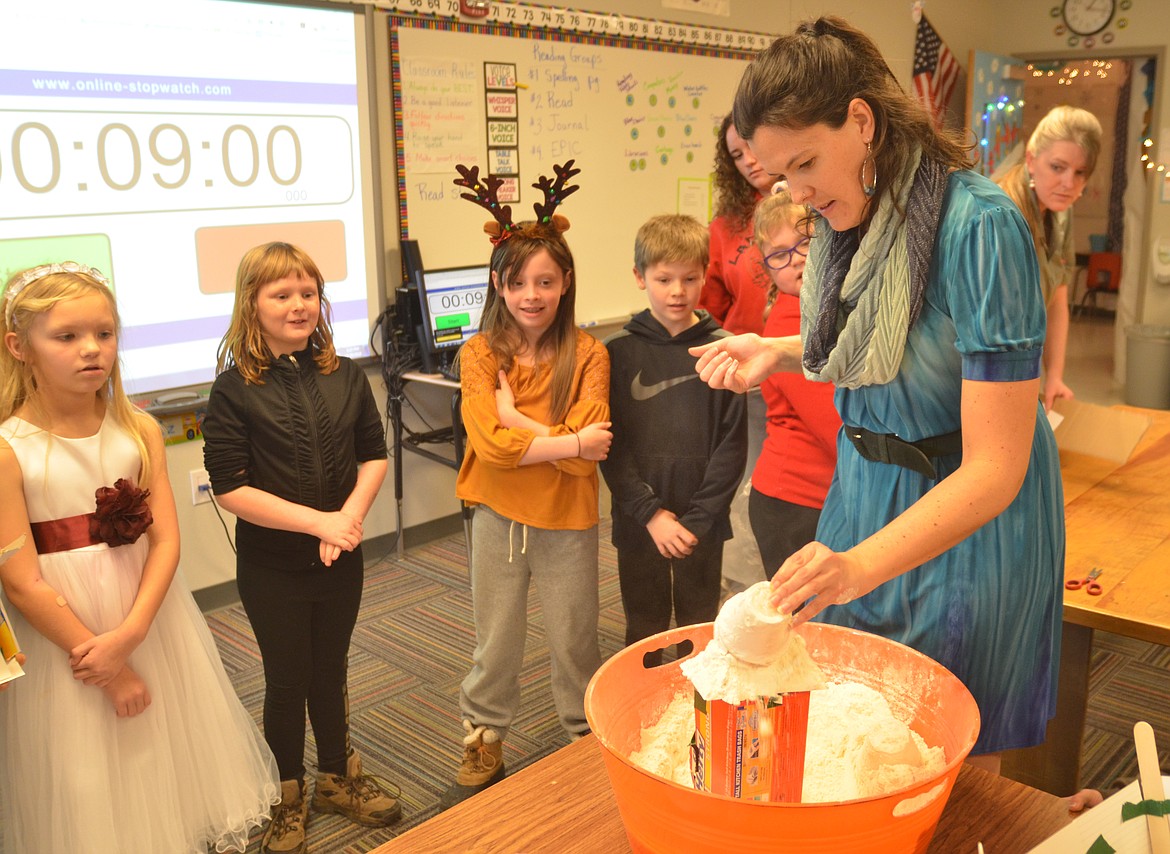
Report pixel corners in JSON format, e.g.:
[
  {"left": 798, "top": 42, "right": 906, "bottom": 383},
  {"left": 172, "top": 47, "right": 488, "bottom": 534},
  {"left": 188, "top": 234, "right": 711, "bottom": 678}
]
[
  {"left": 390, "top": 12, "right": 767, "bottom": 325},
  {"left": 965, "top": 50, "right": 1026, "bottom": 178}
]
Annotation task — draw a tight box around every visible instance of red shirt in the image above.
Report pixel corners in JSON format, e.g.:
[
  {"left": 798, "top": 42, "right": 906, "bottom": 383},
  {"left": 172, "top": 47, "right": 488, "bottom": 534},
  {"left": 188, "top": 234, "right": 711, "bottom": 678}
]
[
  {"left": 700, "top": 212, "right": 770, "bottom": 336},
  {"left": 751, "top": 293, "right": 840, "bottom": 508}
]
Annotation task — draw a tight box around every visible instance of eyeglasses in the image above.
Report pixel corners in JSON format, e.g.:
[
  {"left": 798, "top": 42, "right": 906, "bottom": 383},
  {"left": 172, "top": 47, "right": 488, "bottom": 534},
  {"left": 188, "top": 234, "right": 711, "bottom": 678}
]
[{"left": 762, "top": 238, "right": 810, "bottom": 271}]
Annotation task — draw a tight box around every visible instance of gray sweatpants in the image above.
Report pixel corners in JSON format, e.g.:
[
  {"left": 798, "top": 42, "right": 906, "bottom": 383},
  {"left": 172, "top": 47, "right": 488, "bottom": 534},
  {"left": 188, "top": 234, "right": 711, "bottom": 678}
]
[{"left": 459, "top": 505, "right": 601, "bottom": 742}]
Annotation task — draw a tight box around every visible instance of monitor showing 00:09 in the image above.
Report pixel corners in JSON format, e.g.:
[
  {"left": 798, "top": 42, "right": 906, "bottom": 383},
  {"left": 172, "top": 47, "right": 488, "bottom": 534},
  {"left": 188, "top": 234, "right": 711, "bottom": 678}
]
[
  {"left": 0, "top": 0, "right": 376, "bottom": 397},
  {"left": 422, "top": 273, "right": 489, "bottom": 350}
]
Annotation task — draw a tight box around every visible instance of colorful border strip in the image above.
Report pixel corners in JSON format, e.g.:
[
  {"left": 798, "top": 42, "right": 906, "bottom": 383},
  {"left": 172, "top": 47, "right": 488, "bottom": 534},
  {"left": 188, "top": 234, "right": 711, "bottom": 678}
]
[{"left": 379, "top": 0, "right": 772, "bottom": 52}]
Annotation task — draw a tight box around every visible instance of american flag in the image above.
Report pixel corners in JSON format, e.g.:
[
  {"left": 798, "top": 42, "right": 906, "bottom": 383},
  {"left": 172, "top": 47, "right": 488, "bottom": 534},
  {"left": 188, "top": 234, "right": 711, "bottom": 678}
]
[{"left": 912, "top": 14, "right": 959, "bottom": 128}]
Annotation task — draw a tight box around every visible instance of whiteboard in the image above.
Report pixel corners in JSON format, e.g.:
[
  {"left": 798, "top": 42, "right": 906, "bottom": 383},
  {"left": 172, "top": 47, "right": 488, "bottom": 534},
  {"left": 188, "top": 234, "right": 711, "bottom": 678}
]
[{"left": 390, "top": 16, "right": 759, "bottom": 325}]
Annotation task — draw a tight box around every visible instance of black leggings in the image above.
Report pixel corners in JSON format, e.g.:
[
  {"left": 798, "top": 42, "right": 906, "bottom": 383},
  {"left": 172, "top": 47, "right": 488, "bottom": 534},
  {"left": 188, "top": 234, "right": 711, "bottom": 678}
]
[
  {"left": 237, "top": 554, "right": 363, "bottom": 780},
  {"left": 748, "top": 487, "right": 823, "bottom": 581}
]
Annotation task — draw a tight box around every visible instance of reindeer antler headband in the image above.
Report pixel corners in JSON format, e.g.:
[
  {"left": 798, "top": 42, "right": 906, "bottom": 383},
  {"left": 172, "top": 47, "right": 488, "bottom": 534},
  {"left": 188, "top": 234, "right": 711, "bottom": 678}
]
[{"left": 453, "top": 160, "right": 581, "bottom": 245}]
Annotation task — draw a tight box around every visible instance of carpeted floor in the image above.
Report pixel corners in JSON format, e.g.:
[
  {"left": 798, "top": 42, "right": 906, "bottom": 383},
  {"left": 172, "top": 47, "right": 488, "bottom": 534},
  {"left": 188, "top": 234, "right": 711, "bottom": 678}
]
[
  {"left": 206, "top": 525, "right": 627, "bottom": 853},
  {"left": 205, "top": 522, "right": 1170, "bottom": 853}
]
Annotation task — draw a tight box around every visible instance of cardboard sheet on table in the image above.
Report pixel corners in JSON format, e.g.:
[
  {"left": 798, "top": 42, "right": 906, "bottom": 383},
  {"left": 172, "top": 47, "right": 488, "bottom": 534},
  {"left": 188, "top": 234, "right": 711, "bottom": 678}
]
[
  {"left": 1051, "top": 399, "right": 1151, "bottom": 503},
  {"left": 1027, "top": 775, "right": 1170, "bottom": 853}
]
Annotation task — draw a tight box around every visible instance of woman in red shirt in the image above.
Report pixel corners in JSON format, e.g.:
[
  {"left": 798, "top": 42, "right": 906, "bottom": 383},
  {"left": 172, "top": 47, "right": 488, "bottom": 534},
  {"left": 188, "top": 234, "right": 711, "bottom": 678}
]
[{"left": 700, "top": 114, "right": 777, "bottom": 336}]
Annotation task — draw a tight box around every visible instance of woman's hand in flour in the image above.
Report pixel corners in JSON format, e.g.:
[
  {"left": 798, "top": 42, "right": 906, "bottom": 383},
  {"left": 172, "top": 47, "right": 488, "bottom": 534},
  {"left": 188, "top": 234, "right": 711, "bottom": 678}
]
[{"left": 768, "top": 542, "right": 868, "bottom": 625}]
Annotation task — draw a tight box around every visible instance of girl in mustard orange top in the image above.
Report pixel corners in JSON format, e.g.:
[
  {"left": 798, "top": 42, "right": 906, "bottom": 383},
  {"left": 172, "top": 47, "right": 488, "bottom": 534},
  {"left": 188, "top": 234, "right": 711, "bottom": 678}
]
[{"left": 441, "top": 161, "right": 612, "bottom": 810}]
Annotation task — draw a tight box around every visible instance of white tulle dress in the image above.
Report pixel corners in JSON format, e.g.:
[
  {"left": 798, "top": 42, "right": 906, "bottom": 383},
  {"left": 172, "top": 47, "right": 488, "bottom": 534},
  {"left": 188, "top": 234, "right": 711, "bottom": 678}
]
[{"left": 0, "top": 415, "right": 280, "bottom": 854}]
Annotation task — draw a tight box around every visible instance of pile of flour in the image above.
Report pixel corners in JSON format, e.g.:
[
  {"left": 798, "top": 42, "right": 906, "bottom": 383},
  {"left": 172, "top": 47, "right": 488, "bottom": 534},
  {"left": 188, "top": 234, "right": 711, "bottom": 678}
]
[
  {"left": 629, "top": 681, "right": 945, "bottom": 802},
  {"left": 680, "top": 582, "right": 826, "bottom": 703},
  {"left": 629, "top": 582, "right": 944, "bottom": 802}
]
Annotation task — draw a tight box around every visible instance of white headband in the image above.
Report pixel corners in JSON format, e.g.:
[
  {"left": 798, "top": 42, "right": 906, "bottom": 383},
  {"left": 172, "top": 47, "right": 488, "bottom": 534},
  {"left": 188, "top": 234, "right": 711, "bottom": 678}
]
[{"left": 3, "top": 262, "right": 111, "bottom": 326}]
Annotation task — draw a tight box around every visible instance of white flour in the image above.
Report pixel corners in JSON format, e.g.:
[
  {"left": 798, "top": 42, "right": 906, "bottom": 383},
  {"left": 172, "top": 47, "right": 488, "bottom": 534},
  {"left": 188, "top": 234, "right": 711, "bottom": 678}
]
[
  {"left": 633, "top": 581, "right": 944, "bottom": 802},
  {"left": 680, "top": 582, "right": 827, "bottom": 703},
  {"left": 630, "top": 682, "right": 945, "bottom": 802},
  {"left": 627, "top": 693, "right": 695, "bottom": 788}
]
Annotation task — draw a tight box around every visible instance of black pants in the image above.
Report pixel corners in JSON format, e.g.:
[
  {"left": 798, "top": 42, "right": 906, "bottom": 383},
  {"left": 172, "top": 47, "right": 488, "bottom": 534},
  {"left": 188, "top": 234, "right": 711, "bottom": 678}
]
[
  {"left": 237, "top": 553, "right": 363, "bottom": 780},
  {"left": 748, "top": 487, "right": 823, "bottom": 581},
  {"left": 616, "top": 532, "right": 723, "bottom": 665}
]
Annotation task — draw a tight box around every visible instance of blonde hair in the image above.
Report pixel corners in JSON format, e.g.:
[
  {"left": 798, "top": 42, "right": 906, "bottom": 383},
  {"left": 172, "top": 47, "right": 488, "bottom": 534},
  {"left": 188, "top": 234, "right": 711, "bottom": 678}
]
[
  {"left": 215, "top": 242, "right": 339, "bottom": 383},
  {"left": 1, "top": 266, "right": 155, "bottom": 483},
  {"left": 997, "top": 105, "right": 1103, "bottom": 283},
  {"left": 753, "top": 190, "right": 808, "bottom": 306},
  {"left": 1027, "top": 105, "right": 1103, "bottom": 174},
  {"left": 634, "top": 214, "right": 709, "bottom": 275},
  {"left": 479, "top": 226, "right": 578, "bottom": 423}
]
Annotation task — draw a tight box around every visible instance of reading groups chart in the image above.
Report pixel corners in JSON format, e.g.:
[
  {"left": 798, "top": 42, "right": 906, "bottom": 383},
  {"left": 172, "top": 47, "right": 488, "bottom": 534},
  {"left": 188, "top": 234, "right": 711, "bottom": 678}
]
[{"left": 390, "top": 6, "right": 769, "bottom": 325}]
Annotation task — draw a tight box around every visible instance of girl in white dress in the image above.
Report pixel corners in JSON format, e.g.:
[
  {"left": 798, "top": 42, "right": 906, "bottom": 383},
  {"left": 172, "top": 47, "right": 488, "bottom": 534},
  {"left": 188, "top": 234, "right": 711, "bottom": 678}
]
[{"left": 0, "top": 262, "right": 279, "bottom": 853}]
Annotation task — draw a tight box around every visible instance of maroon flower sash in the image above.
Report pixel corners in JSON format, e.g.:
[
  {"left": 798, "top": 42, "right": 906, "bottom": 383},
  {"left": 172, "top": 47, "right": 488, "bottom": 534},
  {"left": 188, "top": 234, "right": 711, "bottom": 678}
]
[{"left": 29, "top": 478, "right": 153, "bottom": 555}]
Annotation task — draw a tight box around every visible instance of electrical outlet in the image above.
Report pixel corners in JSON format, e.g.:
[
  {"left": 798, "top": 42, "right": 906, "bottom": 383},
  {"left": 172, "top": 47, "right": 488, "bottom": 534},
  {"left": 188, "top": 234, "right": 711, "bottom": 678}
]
[{"left": 189, "top": 469, "right": 211, "bottom": 505}]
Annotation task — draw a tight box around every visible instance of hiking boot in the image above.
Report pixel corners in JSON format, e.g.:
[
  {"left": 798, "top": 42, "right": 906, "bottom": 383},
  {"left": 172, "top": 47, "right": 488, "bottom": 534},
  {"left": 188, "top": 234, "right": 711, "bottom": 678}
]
[
  {"left": 261, "top": 778, "right": 309, "bottom": 854},
  {"left": 311, "top": 750, "right": 402, "bottom": 827},
  {"left": 438, "top": 720, "right": 506, "bottom": 811}
]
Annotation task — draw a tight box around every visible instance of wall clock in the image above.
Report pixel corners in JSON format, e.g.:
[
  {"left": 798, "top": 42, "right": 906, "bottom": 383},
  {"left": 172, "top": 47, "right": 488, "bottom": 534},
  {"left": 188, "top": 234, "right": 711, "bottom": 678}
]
[{"left": 1061, "top": 0, "right": 1117, "bottom": 35}]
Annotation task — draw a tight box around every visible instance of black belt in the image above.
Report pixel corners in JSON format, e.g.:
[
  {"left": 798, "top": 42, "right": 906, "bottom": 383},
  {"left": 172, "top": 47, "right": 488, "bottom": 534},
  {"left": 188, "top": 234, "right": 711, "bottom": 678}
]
[{"left": 843, "top": 426, "right": 962, "bottom": 479}]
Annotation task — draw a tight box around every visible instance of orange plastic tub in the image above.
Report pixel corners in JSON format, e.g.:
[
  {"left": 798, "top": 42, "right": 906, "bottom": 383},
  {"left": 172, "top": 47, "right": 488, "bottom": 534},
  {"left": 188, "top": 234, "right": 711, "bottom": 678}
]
[{"left": 584, "top": 622, "right": 980, "bottom": 853}]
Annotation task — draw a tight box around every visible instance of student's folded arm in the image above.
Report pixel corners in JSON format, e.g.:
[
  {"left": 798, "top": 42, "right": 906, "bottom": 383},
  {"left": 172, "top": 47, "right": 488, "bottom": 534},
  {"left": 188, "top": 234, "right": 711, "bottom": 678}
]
[
  {"left": 460, "top": 388, "right": 536, "bottom": 468},
  {"left": 678, "top": 389, "right": 748, "bottom": 540},
  {"left": 552, "top": 342, "right": 611, "bottom": 476}
]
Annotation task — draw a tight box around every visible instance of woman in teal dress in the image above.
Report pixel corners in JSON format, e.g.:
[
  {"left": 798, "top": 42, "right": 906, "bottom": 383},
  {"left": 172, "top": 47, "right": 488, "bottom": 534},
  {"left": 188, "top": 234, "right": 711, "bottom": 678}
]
[{"left": 692, "top": 16, "right": 1064, "bottom": 767}]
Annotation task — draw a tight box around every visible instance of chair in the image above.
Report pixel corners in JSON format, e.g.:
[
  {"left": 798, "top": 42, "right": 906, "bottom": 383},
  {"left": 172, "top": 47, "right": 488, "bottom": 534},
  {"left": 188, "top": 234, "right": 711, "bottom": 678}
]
[{"left": 1076, "top": 251, "right": 1122, "bottom": 317}]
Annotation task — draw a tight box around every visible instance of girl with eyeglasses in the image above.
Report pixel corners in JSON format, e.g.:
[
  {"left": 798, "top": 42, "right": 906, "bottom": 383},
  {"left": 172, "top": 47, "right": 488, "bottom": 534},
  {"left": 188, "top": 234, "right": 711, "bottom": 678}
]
[{"left": 748, "top": 191, "right": 841, "bottom": 580}]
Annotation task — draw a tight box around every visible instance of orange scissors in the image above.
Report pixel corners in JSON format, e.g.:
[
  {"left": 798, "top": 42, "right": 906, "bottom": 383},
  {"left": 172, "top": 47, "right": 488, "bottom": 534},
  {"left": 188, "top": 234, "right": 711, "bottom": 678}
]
[{"left": 1066, "top": 567, "right": 1104, "bottom": 595}]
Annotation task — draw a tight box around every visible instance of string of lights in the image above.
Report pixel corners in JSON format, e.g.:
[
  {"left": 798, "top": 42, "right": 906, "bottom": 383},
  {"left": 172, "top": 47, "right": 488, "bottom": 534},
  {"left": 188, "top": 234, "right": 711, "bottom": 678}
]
[{"left": 1020, "top": 59, "right": 1163, "bottom": 175}]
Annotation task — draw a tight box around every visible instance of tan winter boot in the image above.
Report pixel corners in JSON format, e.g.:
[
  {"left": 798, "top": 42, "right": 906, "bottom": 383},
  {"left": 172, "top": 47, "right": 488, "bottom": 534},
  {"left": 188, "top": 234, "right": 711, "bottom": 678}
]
[
  {"left": 261, "top": 778, "right": 309, "bottom": 854},
  {"left": 311, "top": 750, "right": 402, "bottom": 827},
  {"left": 438, "top": 720, "right": 506, "bottom": 811}
]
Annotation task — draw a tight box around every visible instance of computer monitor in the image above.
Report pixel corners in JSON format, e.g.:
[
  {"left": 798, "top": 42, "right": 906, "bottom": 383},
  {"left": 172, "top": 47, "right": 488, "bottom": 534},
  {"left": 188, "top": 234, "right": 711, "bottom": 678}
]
[{"left": 416, "top": 264, "right": 492, "bottom": 373}]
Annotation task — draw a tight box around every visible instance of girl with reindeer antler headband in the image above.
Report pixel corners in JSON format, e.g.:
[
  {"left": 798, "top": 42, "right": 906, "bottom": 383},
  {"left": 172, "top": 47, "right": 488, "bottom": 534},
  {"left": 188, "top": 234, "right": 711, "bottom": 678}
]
[{"left": 440, "top": 160, "right": 613, "bottom": 810}]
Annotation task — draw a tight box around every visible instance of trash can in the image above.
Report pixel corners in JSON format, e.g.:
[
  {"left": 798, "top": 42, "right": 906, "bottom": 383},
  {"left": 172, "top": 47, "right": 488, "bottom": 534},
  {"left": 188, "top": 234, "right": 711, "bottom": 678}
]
[{"left": 1125, "top": 325, "right": 1170, "bottom": 409}]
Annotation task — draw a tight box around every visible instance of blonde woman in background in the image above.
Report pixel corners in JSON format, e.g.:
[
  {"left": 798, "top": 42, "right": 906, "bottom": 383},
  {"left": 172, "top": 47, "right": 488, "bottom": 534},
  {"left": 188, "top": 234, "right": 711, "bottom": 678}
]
[{"left": 997, "top": 105, "right": 1103, "bottom": 411}]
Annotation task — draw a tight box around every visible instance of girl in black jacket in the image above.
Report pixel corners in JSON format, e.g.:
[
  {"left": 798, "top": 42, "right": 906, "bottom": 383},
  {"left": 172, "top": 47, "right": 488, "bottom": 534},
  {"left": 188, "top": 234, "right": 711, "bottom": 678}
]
[{"left": 203, "top": 242, "right": 396, "bottom": 854}]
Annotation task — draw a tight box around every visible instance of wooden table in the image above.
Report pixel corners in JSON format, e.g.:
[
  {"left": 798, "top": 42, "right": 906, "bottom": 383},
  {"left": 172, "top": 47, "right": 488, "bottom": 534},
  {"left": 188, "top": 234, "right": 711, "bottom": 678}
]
[
  {"left": 1004, "top": 406, "right": 1170, "bottom": 795},
  {"left": 373, "top": 735, "right": 1073, "bottom": 853}
]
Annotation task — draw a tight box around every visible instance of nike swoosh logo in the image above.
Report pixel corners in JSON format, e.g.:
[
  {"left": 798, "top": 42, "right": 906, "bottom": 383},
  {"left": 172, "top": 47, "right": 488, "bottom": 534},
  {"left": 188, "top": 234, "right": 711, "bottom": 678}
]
[{"left": 630, "top": 370, "right": 699, "bottom": 401}]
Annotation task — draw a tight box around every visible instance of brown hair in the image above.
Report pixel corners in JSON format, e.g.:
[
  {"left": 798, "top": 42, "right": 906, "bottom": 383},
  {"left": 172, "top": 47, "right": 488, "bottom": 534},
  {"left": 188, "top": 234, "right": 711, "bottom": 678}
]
[
  {"left": 634, "top": 214, "right": 709, "bottom": 274},
  {"left": 732, "top": 16, "right": 972, "bottom": 231},
  {"left": 712, "top": 113, "right": 762, "bottom": 229},
  {"left": 1, "top": 266, "right": 155, "bottom": 483},
  {"left": 215, "top": 242, "right": 339, "bottom": 383},
  {"left": 480, "top": 224, "right": 578, "bottom": 423}
]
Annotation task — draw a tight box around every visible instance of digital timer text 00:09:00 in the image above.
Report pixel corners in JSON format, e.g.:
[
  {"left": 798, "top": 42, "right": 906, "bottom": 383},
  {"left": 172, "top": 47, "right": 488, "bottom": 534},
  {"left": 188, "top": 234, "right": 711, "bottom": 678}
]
[{"left": 0, "top": 109, "right": 355, "bottom": 221}]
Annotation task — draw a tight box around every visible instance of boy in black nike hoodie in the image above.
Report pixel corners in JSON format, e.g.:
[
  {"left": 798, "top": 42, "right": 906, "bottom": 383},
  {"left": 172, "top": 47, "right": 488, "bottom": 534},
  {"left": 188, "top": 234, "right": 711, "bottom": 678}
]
[{"left": 602, "top": 215, "right": 747, "bottom": 662}]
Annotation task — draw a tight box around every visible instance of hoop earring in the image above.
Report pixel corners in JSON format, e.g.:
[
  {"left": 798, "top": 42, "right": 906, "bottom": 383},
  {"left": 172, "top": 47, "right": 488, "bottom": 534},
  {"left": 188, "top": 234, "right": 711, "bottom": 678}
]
[{"left": 860, "top": 142, "right": 877, "bottom": 198}]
